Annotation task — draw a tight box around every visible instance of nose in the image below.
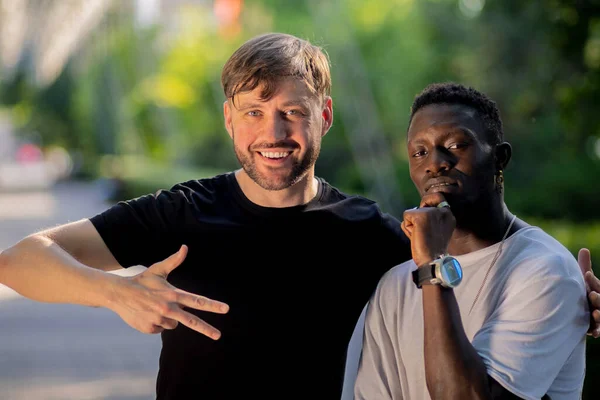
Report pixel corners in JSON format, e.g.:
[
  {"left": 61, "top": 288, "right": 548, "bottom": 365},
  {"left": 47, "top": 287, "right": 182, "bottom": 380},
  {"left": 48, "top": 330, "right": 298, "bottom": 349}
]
[
  {"left": 261, "top": 114, "right": 289, "bottom": 142},
  {"left": 426, "top": 147, "right": 454, "bottom": 175}
]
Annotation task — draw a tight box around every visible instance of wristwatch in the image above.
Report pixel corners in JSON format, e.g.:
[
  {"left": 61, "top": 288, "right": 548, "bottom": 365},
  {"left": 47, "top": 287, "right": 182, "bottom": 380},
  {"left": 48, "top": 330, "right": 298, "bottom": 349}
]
[{"left": 412, "top": 255, "right": 463, "bottom": 289}]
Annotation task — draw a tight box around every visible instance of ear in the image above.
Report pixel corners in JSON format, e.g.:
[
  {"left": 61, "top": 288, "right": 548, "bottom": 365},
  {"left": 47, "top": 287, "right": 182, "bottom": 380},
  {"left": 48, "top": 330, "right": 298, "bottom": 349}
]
[
  {"left": 495, "top": 142, "right": 512, "bottom": 171},
  {"left": 223, "top": 100, "right": 233, "bottom": 140},
  {"left": 321, "top": 96, "right": 333, "bottom": 137}
]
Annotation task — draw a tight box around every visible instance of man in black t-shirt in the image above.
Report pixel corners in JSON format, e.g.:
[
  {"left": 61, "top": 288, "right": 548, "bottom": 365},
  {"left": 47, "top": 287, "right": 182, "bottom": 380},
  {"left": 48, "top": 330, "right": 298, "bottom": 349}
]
[
  {"left": 89, "top": 171, "right": 410, "bottom": 398},
  {"left": 0, "top": 33, "right": 598, "bottom": 399}
]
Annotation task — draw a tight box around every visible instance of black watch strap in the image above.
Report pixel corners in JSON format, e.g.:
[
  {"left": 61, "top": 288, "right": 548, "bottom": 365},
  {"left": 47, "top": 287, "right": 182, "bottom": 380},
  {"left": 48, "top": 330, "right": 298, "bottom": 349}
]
[{"left": 412, "top": 264, "right": 435, "bottom": 288}]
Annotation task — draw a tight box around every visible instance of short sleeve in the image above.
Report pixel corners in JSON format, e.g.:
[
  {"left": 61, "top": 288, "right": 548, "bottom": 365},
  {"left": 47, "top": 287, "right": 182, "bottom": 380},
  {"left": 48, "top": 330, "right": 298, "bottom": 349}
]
[
  {"left": 353, "top": 271, "right": 405, "bottom": 400},
  {"left": 89, "top": 189, "right": 184, "bottom": 268},
  {"left": 472, "top": 255, "right": 588, "bottom": 400}
]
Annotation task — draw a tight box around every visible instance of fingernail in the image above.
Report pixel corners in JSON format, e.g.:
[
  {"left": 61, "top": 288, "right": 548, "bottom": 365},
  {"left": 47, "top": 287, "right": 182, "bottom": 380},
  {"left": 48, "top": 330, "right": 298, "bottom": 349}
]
[{"left": 221, "top": 304, "right": 229, "bottom": 313}]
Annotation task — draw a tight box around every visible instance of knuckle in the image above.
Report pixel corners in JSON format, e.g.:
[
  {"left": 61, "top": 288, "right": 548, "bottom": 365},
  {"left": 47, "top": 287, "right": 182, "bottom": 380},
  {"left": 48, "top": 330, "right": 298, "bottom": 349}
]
[
  {"left": 195, "top": 296, "right": 206, "bottom": 308},
  {"left": 157, "top": 303, "right": 171, "bottom": 315},
  {"left": 164, "top": 290, "right": 178, "bottom": 303}
]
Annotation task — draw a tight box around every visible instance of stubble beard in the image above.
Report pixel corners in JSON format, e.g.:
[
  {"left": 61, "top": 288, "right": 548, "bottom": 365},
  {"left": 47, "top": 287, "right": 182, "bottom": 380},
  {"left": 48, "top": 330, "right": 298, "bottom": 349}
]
[{"left": 232, "top": 129, "right": 321, "bottom": 191}]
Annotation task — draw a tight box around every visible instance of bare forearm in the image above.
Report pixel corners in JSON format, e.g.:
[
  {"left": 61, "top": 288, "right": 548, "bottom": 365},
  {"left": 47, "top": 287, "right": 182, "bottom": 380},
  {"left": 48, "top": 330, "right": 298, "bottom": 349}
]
[
  {"left": 0, "top": 235, "right": 120, "bottom": 307},
  {"left": 423, "top": 286, "right": 490, "bottom": 400}
]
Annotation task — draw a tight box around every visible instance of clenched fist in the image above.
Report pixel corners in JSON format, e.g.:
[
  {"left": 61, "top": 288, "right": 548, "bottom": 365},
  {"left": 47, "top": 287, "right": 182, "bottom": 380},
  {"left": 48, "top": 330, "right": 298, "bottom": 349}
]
[{"left": 401, "top": 193, "right": 456, "bottom": 267}]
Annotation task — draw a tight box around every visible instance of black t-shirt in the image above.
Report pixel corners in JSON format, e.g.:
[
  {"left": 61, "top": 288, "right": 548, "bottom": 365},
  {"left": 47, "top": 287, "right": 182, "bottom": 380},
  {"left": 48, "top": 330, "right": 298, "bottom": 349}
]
[{"left": 90, "top": 172, "right": 411, "bottom": 399}]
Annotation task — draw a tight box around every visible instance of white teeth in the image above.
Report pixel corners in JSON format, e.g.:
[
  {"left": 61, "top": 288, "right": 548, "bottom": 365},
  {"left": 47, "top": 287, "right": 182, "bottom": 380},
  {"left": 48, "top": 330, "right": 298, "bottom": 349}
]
[{"left": 260, "top": 151, "right": 290, "bottom": 158}]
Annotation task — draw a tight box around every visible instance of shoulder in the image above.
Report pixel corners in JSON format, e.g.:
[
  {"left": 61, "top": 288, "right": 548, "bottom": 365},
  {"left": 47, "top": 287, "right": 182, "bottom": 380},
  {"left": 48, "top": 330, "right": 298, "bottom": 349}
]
[
  {"left": 506, "top": 227, "right": 580, "bottom": 280},
  {"left": 162, "top": 172, "right": 232, "bottom": 203},
  {"left": 103, "top": 172, "right": 232, "bottom": 219},
  {"left": 498, "top": 227, "right": 586, "bottom": 306},
  {"left": 318, "top": 178, "right": 402, "bottom": 225},
  {"left": 373, "top": 260, "right": 417, "bottom": 302}
]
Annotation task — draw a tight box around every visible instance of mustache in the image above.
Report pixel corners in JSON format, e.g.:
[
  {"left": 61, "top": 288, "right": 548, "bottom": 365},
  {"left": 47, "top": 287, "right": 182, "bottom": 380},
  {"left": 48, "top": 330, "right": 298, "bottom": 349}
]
[{"left": 250, "top": 140, "right": 299, "bottom": 150}]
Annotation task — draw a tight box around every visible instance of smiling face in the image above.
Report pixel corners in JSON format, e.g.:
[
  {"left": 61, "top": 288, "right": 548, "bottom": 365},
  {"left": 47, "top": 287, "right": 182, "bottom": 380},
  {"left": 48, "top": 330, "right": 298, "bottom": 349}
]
[
  {"left": 407, "top": 103, "right": 498, "bottom": 209},
  {"left": 224, "top": 77, "right": 332, "bottom": 191}
]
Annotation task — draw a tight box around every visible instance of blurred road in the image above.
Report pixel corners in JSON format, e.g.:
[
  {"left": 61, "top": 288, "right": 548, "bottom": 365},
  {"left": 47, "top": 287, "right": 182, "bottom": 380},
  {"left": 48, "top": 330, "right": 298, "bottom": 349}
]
[{"left": 0, "top": 181, "right": 161, "bottom": 400}]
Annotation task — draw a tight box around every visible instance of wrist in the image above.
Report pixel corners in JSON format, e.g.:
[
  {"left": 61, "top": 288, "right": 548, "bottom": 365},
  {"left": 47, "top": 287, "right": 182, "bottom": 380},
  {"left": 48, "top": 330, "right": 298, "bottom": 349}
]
[
  {"left": 96, "top": 272, "right": 127, "bottom": 311},
  {"left": 412, "top": 255, "right": 463, "bottom": 289},
  {"left": 415, "top": 252, "right": 446, "bottom": 268}
]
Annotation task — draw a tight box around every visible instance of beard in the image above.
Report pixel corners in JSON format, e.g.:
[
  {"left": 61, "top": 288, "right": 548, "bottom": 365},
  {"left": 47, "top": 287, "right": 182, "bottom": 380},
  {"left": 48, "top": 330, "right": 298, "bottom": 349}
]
[{"left": 232, "top": 129, "right": 321, "bottom": 191}]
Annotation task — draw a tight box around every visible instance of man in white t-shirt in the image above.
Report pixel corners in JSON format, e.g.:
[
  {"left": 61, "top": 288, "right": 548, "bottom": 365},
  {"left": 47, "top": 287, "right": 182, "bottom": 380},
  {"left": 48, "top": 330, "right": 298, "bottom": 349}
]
[{"left": 345, "top": 82, "right": 589, "bottom": 400}]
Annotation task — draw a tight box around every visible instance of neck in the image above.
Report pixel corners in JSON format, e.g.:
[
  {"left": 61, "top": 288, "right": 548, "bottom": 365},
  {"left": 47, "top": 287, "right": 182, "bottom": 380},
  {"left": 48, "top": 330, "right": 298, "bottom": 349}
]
[
  {"left": 447, "top": 199, "right": 516, "bottom": 256},
  {"left": 235, "top": 169, "right": 319, "bottom": 208}
]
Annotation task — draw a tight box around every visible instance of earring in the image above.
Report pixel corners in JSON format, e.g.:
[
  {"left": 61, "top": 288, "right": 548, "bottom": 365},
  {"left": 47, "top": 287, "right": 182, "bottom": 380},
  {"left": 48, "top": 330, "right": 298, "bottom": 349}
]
[{"left": 495, "top": 170, "right": 504, "bottom": 193}]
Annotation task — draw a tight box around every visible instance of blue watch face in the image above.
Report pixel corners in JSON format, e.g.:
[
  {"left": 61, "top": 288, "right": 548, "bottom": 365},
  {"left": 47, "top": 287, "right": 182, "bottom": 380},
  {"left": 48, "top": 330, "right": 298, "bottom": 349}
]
[{"left": 440, "top": 257, "right": 463, "bottom": 287}]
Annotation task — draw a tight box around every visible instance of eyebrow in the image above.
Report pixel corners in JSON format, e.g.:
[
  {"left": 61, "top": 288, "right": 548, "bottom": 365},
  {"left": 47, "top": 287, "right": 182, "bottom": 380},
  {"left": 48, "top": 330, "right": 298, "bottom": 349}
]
[
  {"left": 235, "top": 102, "right": 263, "bottom": 111},
  {"left": 281, "top": 99, "right": 311, "bottom": 108},
  {"left": 409, "top": 126, "right": 476, "bottom": 146},
  {"left": 236, "top": 99, "right": 312, "bottom": 111}
]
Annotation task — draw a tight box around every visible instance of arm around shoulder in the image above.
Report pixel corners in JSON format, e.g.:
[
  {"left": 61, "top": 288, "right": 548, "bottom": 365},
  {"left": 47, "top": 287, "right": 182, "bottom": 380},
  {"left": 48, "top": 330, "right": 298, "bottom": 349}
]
[
  {"left": 0, "top": 219, "right": 230, "bottom": 339},
  {"left": 473, "top": 254, "right": 588, "bottom": 400}
]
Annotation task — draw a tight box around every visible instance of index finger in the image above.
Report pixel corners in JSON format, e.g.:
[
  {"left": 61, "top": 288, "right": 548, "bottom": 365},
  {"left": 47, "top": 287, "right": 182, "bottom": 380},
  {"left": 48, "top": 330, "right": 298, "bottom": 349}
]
[
  {"left": 175, "top": 291, "right": 230, "bottom": 314},
  {"left": 419, "top": 192, "right": 448, "bottom": 208},
  {"left": 168, "top": 308, "right": 223, "bottom": 340}
]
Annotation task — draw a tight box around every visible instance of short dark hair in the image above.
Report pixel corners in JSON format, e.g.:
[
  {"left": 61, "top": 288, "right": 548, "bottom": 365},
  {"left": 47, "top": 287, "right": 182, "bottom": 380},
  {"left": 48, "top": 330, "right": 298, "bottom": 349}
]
[
  {"left": 221, "top": 33, "right": 331, "bottom": 103},
  {"left": 409, "top": 82, "right": 503, "bottom": 145}
]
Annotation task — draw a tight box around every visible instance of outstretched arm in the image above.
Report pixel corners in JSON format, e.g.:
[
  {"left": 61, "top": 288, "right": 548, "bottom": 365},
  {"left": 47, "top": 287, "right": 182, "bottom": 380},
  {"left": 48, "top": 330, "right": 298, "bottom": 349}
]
[{"left": 0, "top": 219, "right": 228, "bottom": 339}]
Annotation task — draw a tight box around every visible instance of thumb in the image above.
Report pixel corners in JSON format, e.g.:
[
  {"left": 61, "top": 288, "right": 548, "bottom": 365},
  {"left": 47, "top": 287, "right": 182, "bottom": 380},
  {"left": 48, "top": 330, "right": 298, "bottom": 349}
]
[{"left": 150, "top": 245, "right": 188, "bottom": 278}]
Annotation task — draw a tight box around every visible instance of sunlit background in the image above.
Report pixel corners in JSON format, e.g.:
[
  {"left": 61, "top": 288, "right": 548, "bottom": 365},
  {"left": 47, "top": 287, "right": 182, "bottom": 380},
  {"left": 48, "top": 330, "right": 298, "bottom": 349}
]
[{"left": 1, "top": 0, "right": 599, "bottom": 398}]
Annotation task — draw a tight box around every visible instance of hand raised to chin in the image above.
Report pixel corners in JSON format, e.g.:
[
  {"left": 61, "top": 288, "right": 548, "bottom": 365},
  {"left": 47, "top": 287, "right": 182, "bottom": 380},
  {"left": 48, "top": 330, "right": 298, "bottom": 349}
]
[{"left": 401, "top": 193, "right": 456, "bottom": 267}]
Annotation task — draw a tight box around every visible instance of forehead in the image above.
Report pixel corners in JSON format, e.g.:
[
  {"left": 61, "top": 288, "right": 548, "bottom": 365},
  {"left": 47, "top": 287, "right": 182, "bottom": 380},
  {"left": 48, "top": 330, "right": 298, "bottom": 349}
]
[
  {"left": 233, "top": 76, "right": 318, "bottom": 108},
  {"left": 407, "top": 103, "right": 485, "bottom": 142}
]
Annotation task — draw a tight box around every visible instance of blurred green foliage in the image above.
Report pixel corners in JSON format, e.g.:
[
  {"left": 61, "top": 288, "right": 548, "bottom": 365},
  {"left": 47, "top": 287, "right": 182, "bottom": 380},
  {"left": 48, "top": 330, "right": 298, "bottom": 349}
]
[
  {"left": 0, "top": 2, "right": 598, "bottom": 269},
  {"left": 1, "top": 0, "right": 598, "bottom": 289},
  {"left": 1, "top": 0, "right": 600, "bottom": 395}
]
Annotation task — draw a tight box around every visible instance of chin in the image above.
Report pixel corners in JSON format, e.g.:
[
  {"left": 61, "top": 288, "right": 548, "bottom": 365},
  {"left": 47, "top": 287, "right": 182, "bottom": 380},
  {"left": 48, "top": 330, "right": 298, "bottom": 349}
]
[{"left": 255, "top": 170, "right": 301, "bottom": 191}]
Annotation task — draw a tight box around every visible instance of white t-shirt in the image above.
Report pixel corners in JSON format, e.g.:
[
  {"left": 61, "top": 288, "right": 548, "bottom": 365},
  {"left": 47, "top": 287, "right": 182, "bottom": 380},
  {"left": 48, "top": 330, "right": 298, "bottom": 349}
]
[{"left": 343, "top": 227, "right": 588, "bottom": 400}]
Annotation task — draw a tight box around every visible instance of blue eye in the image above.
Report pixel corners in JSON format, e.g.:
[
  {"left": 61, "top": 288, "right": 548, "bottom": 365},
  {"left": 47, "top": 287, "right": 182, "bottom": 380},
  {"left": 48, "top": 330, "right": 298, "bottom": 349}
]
[
  {"left": 247, "top": 111, "right": 260, "bottom": 117},
  {"left": 286, "top": 109, "right": 304, "bottom": 116}
]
